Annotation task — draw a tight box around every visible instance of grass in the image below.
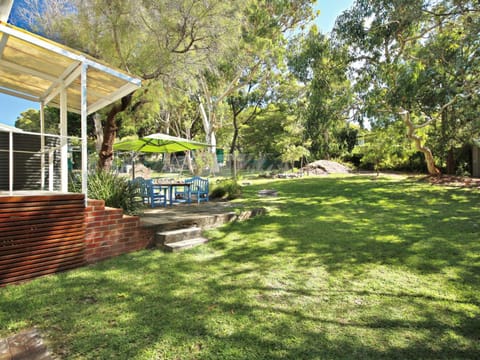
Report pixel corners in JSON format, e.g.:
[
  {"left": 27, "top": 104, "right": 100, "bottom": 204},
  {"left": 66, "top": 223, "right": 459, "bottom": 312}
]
[{"left": 1, "top": 175, "right": 479, "bottom": 359}]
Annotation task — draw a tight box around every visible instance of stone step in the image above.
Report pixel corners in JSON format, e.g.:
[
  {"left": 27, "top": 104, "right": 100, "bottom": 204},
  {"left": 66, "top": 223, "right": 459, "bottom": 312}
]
[
  {"left": 162, "top": 237, "right": 209, "bottom": 252},
  {"left": 156, "top": 226, "right": 202, "bottom": 245}
]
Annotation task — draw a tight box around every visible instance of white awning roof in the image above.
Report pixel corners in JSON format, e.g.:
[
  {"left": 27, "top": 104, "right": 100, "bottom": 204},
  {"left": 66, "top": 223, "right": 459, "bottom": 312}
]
[
  {"left": 0, "top": 20, "right": 142, "bottom": 197},
  {"left": 0, "top": 21, "right": 141, "bottom": 114},
  {"left": 0, "top": 121, "right": 23, "bottom": 133}
]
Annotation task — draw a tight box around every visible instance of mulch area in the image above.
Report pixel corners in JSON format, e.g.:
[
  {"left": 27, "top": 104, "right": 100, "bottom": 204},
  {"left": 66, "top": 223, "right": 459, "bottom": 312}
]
[{"left": 418, "top": 174, "right": 480, "bottom": 189}]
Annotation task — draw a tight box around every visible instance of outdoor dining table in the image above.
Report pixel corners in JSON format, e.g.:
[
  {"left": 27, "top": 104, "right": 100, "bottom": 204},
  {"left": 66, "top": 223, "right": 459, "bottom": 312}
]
[{"left": 152, "top": 181, "right": 191, "bottom": 206}]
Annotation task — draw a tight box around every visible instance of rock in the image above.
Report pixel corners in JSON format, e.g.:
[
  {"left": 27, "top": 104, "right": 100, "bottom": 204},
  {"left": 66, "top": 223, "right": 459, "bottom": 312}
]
[
  {"left": 258, "top": 189, "right": 278, "bottom": 197},
  {"left": 0, "top": 328, "right": 53, "bottom": 360},
  {"left": 277, "top": 173, "right": 303, "bottom": 179},
  {"left": 301, "top": 160, "right": 351, "bottom": 175}
]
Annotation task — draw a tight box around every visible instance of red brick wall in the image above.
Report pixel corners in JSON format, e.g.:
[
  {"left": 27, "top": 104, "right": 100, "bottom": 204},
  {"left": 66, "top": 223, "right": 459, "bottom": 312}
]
[{"left": 85, "top": 199, "right": 155, "bottom": 264}]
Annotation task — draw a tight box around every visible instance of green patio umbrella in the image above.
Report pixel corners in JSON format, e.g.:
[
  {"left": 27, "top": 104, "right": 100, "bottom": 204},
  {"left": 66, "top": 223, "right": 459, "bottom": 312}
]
[
  {"left": 113, "top": 133, "right": 209, "bottom": 153},
  {"left": 113, "top": 133, "right": 210, "bottom": 178}
]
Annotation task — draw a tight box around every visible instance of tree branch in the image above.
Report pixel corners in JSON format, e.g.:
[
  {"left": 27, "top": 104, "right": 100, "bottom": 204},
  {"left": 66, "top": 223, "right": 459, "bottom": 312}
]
[{"left": 400, "top": 108, "right": 440, "bottom": 175}]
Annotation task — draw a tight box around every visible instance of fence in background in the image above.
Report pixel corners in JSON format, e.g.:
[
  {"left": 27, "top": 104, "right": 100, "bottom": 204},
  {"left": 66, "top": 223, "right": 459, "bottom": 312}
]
[{"left": 114, "top": 152, "right": 293, "bottom": 178}]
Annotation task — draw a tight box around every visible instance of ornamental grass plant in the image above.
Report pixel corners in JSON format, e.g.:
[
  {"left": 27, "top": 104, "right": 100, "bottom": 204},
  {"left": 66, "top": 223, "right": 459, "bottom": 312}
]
[{"left": 70, "top": 170, "right": 143, "bottom": 215}]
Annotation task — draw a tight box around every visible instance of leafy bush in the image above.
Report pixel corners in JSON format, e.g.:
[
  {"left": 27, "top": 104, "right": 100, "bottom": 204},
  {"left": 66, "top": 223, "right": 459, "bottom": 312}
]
[
  {"left": 210, "top": 186, "right": 227, "bottom": 199},
  {"left": 456, "top": 162, "right": 471, "bottom": 177},
  {"left": 211, "top": 179, "right": 242, "bottom": 200},
  {"left": 70, "top": 171, "right": 143, "bottom": 215}
]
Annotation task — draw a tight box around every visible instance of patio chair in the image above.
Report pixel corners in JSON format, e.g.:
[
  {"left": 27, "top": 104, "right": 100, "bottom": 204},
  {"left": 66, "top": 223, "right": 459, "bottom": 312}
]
[
  {"left": 131, "top": 177, "right": 150, "bottom": 205},
  {"left": 145, "top": 179, "right": 167, "bottom": 208},
  {"left": 133, "top": 177, "right": 167, "bottom": 208},
  {"left": 177, "top": 176, "right": 209, "bottom": 204}
]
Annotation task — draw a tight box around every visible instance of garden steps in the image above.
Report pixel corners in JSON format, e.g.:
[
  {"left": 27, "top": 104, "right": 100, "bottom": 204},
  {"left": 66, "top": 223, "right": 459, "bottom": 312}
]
[
  {"left": 142, "top": 202, "right": 266, "bottom": 252},
  {"left": 162, "top": 237, "right": 209, "bottom": 252},
  {"left": 155, "top": 227, "right": 207, "bottom": 252},
  {"left": 156, "top": 226, "right": 202, "bottom": 244}
]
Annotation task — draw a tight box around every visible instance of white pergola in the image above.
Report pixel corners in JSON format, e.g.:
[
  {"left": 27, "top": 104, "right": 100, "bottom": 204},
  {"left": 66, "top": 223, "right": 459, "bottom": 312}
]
[{"left": 0, "top": 21, "right": 141, "bottom": 200}]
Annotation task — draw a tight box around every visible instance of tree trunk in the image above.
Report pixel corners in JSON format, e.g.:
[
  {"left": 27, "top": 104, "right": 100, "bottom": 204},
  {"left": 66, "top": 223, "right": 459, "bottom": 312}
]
[
  {"left": 230, "top": 111, "right": 239, "bottom": 178},
  {"left": 198, "top": 99, "right": 219, "bottom": 174},
  {"left": 94, "top": 113, "right": 103, "bottom": 153},
  {"left": 98, "top": 94, "right": 133, "bottom": 171},
  {"left": 185, "top": 151, "right": 194, "bottom": 174},
  {"left": 402, "top": 110, "right": 440, "bottom": 176},
  {"left": 323, "top": 130, "right": 330, "bottom": 160},
  {"left": 232, "top": 151, "right": 238, "bottom": 180},
  {"left": 446, "top": 148, "right": 455, "bottom": 175},
  {"left": 184, "top": 127, "right": 194, "bottom": 174}
]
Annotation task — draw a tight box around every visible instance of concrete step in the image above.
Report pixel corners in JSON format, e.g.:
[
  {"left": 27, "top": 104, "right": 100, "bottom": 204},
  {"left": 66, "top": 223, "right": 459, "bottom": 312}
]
[
  {"left": 162, "top": 237, "right": 209, "bottom": 252},
  {"left": 156, "top": 226, "right": 202, "bottom": 245}
]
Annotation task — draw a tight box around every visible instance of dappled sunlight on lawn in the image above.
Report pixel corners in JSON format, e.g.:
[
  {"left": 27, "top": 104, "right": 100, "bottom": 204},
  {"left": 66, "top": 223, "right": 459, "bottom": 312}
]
[{"left": 1, "top": 176, "right": 478, "bottom": 359}]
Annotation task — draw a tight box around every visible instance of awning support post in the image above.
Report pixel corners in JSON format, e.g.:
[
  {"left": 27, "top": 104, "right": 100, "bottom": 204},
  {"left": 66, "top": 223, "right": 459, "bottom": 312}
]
[
  {"left": 8, "top": 130, "right": 13, "bottom": 195},
  {"left": 49, "top": 150, "right": 54, "bottom": 191},
  {"left": 60, "top": 88, "right": 68, "bottom": 192},
  {"left": 81, "top": 63, "right": 88, "bottom": 203},
  {"left": 40, "top": 102, "right": 45, "bottom": 190}
]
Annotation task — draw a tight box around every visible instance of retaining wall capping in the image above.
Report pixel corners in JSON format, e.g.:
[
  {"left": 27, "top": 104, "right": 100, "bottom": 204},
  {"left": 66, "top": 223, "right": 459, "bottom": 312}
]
[{"left": 84, "top": 199, "right": 155, "bottom": 264}]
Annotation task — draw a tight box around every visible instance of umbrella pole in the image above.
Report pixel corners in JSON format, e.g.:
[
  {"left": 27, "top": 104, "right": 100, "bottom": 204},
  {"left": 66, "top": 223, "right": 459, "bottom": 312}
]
[{"left": 131, "top": 152, "right": 136, "bottom": 180}]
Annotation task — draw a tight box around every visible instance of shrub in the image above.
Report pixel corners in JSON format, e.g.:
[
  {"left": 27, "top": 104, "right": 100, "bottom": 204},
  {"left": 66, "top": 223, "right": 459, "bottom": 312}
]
[
  {"left": 456, "top": 162, "right": 471, "bottom": 177},
  {"left": 210, "top": 186, "right": 227, "bottom": 199},
  {"left": 211, "top": 179, "right": 242, "bottom": 200}
]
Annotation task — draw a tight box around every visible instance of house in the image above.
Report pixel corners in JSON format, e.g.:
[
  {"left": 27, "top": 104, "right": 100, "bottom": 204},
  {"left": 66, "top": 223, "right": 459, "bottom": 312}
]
[
  {"left": 0, "top": 20, "right": 142, "bottom": 285},
  {"left": 0, "top": 20, "right": 141, "bottom": 194},
  {"left": 0, "top": 123, "right": 62, "bottom": 190}
]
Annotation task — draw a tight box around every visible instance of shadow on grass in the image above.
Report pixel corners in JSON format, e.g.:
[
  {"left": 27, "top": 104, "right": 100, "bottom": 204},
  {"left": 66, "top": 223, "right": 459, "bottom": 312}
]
[
  {"left": 219, "top": 176, "right": 480, "bottom": 279},
  {"left": 0, "top": 176, "right": 478, "bottom": 359}
]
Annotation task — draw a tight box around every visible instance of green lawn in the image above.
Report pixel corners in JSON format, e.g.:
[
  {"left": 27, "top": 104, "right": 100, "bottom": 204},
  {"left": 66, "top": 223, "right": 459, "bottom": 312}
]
[{"left": 1, "top": 175, "right": 479, "bottom": 359}]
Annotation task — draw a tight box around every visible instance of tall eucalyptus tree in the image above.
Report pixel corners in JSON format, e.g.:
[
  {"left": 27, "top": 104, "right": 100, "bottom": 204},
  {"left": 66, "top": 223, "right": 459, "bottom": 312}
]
[
  {"left": 19, "top": 0, "right": 242, "bottom": 170},
  {"left": 334, "top": 0, "right": 480, "bottom": 174},
  {"left": 289, "top": 26, "right": 353, "bottom": 160},
  {"left": 194, "top": 0, "right": 316, "bottom": 171}
]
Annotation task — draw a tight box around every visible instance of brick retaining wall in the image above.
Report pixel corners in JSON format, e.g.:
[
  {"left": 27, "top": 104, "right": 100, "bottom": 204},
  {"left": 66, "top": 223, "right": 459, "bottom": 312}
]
[{"left": 85, "top": 200, "right": 155, "bottom": 264}]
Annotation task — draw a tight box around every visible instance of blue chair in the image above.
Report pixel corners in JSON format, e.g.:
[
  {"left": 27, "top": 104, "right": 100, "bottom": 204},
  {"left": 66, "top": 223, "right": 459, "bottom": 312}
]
[
  {"left": 145, "top": 179, "right": 167, "bottom": 208},
  {"left": 132, "top": 177, "right": 167, "bottom": 208},
  {"left": 131, "top": 177, "right": 150, "bottom": 205},
  {"left": 178, "top": 176, "right": 209, "bottom": 204}
]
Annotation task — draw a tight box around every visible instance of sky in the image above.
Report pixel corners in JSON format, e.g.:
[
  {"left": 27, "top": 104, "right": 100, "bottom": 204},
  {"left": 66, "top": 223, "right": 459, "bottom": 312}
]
[{"left": 0, "top": 0, "right": 354, "bottom": 127}]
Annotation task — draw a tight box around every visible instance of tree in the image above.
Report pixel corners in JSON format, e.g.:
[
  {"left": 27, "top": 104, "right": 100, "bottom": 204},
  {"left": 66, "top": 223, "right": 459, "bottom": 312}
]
[
  {"left": 355, "top": 122, "right": 413, "bottom": 175},
  {"left": 413, "top": 8, "right": 480, "bottom": 173},
  {"left": 288, "top": 26, "right": 353, "bottom": 160},
  {"left": 240, "top": 103, "right": 309, "bottom": 170},
  {"left": 18, "top": 0, "right": 243, "bottom": 170},
  {"left": 15, "top": 106, "right": 87, "bottom": 136},
  {"left": 226, "top": 84, "right": 266, "bottom": 177},
  {"left": 15, "top": 108, "right": 57, "bottom": 134},
  {"left": 334, "top": 0, "right": 480, "bottom": 175},
  {"left": 193, "top": 0, "right": 316, "bottom": 172}
]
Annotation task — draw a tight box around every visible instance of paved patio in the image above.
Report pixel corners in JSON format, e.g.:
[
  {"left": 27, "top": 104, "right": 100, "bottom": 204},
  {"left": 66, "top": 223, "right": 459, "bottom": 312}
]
[{"left": 140, "top": 201, "right": 265, "bottom": 232}]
